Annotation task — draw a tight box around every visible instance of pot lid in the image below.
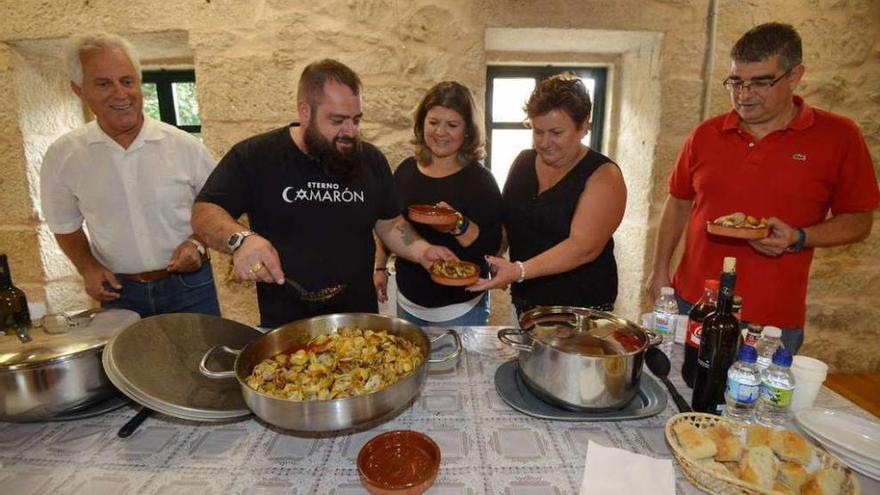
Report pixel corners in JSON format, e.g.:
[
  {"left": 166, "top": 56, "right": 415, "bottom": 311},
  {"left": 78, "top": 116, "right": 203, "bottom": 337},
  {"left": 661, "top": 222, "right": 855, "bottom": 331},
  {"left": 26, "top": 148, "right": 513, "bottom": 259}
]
[
  {"left": 0, "top": 309, "right": 140, "bottom": 370},
  {"left": 102, "top": 313, "right": 263, "bottom": 422},
  {"left": 518, "top": 306, "right": 651, "bottom": 357}
]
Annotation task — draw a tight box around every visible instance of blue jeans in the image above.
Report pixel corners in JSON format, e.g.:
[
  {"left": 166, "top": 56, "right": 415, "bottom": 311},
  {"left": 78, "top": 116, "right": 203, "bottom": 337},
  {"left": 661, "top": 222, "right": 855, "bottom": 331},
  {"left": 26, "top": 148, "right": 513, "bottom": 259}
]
[
  {"left": 674, "top": 294, "right": 803, "bottom": 354},
  {"left": 397, "top": 292, "right": 490, "bottom": 327},
  {"left": 102, "top": 262, "right": 221, "bottom": 318}
]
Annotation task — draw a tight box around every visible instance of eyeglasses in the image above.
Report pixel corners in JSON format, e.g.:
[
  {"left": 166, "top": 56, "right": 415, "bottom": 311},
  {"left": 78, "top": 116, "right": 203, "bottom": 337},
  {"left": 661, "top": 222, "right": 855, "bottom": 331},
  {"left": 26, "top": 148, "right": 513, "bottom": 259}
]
[{"left": 722, "top": 66, "right": 795, "bottom": 92}]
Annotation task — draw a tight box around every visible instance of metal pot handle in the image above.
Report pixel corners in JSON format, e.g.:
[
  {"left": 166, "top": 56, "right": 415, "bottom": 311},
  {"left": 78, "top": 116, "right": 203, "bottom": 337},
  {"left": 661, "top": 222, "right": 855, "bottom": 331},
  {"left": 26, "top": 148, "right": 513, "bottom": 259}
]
[
  {"left": 644, "top": 328, "right": 663, "bottom": 348},
  {"left": 497, "top": 328, "right": 533, "bottom": 352},
  {"left": 427, "top": 329, "right": 462, "bottom": 364},
  {"left": 198, "top": 345, "right": 241, "bottom": 379}
]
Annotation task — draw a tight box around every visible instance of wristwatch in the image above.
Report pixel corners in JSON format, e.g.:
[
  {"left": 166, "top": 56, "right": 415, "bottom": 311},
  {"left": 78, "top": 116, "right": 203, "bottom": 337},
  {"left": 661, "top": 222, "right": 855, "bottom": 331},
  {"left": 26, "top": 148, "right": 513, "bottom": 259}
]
[
  {"left": 227, "top": 230, "right": 256, "bottom": 254},
  {"left": 785, "top": 227, "right": 806, "bottom": 253},
  {"left": 186, "top": 238, "right": 208, "bottom": 259}
]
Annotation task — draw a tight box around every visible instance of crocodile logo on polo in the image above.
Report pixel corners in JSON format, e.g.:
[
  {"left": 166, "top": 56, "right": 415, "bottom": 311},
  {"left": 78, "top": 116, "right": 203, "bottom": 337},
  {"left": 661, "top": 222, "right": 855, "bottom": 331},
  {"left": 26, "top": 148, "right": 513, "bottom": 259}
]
[{"left": 792, "top": 153, "right": 807, "bottom": 161}]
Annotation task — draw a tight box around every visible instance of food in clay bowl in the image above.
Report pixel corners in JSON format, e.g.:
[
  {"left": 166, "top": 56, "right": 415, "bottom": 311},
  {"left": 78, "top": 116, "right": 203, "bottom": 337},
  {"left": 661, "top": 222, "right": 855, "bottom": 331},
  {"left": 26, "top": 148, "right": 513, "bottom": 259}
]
[
  {"left": 707, "top": 211, "right": 770, "bottom": 240},
  {"left": 429, "top": 260, "right": 479, "bottom": 286},
  {"left": 407, "top": 204, "right": 458, "bottom": 226},
  {"left": 358, "top": 430, "right": 441, "bottom": 495}
]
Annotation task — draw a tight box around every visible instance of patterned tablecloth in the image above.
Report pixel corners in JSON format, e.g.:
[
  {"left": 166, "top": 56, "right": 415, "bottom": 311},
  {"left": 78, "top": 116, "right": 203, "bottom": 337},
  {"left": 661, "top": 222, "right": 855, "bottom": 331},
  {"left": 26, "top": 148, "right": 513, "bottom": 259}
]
[{"left": 1, "top": 326, "right": 877, "bottom": 495}]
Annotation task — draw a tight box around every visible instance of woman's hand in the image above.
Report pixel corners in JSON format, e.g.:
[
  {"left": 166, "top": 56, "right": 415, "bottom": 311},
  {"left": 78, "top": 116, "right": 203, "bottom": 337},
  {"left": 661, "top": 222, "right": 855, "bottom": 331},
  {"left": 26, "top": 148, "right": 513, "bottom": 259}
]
[{"left": 467, "top": 255, "right": 520, "bottom": 291}]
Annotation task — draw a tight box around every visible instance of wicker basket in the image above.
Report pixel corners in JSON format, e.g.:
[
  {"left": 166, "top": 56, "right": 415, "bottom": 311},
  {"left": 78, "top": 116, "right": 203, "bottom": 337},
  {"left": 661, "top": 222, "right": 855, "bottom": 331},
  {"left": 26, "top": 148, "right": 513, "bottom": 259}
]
[{"left": 665, "top": 413, "right": 861, "bottom": 495}]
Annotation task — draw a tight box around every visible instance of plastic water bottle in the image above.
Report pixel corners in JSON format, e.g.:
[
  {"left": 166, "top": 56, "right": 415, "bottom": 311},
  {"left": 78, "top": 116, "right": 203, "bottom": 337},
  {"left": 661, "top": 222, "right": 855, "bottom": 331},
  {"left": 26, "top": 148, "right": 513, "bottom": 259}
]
[
  {"left": 653, "top": 287, "right": 678, "bottom": 357},
  {"left": 755, "top": 326, "right": 782, "bottom": 371},
  {"left": 755, "top": 347, "right": 796, "bottom": 427},
  {"left": 723, "top": 345, "right": 760, "bottom": 423}
]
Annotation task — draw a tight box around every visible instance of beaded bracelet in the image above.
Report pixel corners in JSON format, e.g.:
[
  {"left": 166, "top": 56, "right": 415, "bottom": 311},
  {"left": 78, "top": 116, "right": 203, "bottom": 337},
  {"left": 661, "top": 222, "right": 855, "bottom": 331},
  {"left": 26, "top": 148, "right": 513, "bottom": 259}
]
[{"left": 515, "top": 261, "right": 526, "bottom": 283}]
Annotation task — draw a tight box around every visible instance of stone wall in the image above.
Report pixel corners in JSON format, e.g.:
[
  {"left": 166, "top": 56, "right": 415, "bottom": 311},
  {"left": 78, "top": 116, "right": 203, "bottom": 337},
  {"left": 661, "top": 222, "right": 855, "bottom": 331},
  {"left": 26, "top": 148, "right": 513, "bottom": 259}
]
[{"left": 0, "top": 0, "right": 876, "bottom": 372}]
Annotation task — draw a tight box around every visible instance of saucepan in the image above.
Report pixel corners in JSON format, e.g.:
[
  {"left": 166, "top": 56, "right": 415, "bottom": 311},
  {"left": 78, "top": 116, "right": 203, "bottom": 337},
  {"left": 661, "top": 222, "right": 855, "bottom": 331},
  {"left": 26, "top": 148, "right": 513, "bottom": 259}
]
[
  {"left": 199, "top": 313, "right": 461, "bottom": 432},
  {"left": 498, "top": 305, "right": 661, "bottom": 411}
]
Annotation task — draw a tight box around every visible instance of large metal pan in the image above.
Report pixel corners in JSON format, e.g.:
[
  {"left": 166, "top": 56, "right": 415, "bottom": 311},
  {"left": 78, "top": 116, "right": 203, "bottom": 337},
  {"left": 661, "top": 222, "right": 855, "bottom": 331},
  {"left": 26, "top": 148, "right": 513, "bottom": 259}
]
[
  {"left": 0, "top": 309, "right": 139, "bottom": 421},
  {"left": 199, "top": 313, "right": 461, "bottom": 432},
  {"left": 498, "top": 306, "right": 661, "bottom": 411}
]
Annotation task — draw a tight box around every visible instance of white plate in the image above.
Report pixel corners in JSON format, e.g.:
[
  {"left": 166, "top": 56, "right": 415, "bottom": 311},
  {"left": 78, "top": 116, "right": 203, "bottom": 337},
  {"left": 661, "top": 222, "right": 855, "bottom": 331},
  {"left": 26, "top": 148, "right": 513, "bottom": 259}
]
[
  {"left": 795, "top": 408, "right": 880, "bottom": 464},
  {"left": 798, "top": 426, "right": 880, "bottom": 481}
]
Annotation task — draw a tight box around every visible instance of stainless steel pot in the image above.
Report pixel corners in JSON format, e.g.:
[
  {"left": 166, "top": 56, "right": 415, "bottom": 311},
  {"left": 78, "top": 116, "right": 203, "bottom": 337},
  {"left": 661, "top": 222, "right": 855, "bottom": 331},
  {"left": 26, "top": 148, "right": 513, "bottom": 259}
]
[
  {"left": 0, "top": 309, "right": 140, "bottom": 421},
  {"left": 199, "top": 313, "right": 461, "bottom": 432},
  {"left": 498, "top": 306, "right": 661, "bottom": 411}
]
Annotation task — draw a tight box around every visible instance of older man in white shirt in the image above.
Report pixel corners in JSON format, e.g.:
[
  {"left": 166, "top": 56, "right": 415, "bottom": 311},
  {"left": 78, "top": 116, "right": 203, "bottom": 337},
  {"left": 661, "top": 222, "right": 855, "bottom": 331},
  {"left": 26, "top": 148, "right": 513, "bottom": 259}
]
[{"left": 40, "top": 32, "right": 219, "bottom": 317}]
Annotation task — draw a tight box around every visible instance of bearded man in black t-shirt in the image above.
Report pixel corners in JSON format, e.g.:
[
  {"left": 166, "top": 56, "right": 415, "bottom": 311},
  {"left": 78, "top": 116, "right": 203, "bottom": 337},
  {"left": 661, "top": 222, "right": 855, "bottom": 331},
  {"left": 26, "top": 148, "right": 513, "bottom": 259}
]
[{"left": 192, "top": 59, "right": 456, "bottom": 328}]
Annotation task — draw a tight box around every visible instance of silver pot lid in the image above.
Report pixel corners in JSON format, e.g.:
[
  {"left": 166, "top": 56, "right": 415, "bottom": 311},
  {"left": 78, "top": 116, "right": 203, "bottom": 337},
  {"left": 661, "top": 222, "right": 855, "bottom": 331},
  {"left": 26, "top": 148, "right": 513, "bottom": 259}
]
[
  {"left": 0, "top": 309, "right": 140, "bottom": 370},
  {"left": 518, "top": 306, "right": 651, "bottom": 357},
  {"left": 102, "top": 313, "right": 263, "bottom": 422}
]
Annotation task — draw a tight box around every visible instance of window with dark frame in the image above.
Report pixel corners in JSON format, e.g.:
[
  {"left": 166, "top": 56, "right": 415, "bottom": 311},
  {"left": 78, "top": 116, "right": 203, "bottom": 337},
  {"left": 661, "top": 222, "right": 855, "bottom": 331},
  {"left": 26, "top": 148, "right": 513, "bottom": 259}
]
[
  {"left": 485, "top": 65, "right": 608, "bottom": 188},
  {"left": 141, "top": 70, "right": 202, "bottom": 135}
]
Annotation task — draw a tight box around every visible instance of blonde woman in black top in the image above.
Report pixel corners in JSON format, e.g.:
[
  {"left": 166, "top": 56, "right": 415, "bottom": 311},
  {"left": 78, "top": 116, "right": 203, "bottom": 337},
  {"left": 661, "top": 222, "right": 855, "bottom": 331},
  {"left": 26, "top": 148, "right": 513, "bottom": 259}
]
[{"left": 469, "top": 74, "right": 626, "bottom": 315}]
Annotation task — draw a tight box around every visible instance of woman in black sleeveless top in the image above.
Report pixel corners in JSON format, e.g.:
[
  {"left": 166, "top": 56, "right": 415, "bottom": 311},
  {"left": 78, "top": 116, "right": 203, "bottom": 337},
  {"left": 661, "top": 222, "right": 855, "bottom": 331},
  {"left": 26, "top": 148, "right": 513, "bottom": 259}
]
[{"left": 469, "top": 74, "right": 626, "bottom": 315}]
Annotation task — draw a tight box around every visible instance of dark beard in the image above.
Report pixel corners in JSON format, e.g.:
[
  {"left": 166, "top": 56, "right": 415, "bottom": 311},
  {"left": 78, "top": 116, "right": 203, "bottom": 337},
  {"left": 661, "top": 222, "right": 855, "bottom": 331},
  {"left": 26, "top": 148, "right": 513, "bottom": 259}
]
[{"left": 304, "top": 124, "right": 361, "bottom": 183}]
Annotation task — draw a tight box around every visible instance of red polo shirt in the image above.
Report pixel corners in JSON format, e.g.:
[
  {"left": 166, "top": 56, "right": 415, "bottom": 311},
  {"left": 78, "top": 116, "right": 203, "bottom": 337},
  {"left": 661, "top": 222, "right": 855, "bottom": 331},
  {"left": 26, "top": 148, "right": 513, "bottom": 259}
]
[{"left": 668, "top": 96, "right": 879, "bottom": 328}]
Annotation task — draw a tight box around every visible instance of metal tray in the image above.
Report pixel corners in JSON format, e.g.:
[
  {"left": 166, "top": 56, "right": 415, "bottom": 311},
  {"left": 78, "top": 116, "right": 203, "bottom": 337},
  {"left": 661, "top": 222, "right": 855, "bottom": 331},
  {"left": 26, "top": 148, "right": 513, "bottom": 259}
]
[{"left": 494, "top": 360, "right": 667, "bottom": 421}]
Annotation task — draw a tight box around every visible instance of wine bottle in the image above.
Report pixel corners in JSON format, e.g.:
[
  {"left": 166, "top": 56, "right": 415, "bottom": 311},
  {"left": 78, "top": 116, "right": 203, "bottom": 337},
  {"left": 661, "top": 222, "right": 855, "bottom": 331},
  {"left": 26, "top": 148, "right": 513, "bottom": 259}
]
[
  {"left": 0, "top": 254, "right": 31, "bottom": 335},
  {"left": 691, "top": 257, "right": 740, "bottom": 414}
]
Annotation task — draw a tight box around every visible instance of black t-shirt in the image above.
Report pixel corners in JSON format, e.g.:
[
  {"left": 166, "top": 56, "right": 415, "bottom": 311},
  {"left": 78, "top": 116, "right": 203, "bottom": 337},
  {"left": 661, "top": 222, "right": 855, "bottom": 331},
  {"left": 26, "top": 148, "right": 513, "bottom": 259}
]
[
  {"left": 196, "top": 124, "right": 399, "bottom": 327},
  {"left": 502, "top": 149, "right": 618, "bottom": 312},
  {"left": 393, "top": 157, "right": 503, "bottom": 307}
]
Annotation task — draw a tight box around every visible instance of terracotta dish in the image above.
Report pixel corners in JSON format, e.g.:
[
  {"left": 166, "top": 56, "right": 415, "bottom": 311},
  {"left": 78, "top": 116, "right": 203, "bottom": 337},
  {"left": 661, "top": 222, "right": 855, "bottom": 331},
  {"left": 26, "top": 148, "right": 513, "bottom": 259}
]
[
  {"left": 429, "top": 260, "right": 480, "bottom": 287},
  {"left": 408, "top": 204, "right": 458, "bottom": 226},
  {"left": 706, "top": 222, "right": 770, "bottom": 240},
  {"left": 358, "top": 430, "right": 441, "bottom": 495}
]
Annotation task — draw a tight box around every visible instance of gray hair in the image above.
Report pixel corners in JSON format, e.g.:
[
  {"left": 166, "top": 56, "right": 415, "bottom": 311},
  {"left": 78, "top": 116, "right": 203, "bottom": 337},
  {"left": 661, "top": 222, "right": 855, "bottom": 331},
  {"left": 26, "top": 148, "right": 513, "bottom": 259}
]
[{"left": 64, "top": 32, "right": 141, "bottom": 86}]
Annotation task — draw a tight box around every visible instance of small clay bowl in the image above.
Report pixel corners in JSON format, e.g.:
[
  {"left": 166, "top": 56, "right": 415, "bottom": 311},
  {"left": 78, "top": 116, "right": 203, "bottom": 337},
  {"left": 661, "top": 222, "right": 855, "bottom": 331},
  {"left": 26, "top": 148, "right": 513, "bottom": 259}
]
[
  {"left": 358, "top": 430, "right": 441, "bottom": 495},
  {"left": 408, "top": 204, "right": 458, "bottom": 226},
  {"left": 706, "top": 222, "right": 769, "bottom": 240},
  {"left": 429, "top": 261, "right": 480, "bottom": 287}
]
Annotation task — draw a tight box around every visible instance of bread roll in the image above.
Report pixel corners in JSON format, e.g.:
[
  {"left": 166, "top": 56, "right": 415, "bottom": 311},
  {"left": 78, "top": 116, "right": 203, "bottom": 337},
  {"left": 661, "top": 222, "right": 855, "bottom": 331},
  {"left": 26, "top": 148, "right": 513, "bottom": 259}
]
[
  {"left": 673, "top": 421, "right": 717, "bottom": 459},
  {"left": 772, "top": 430, "right": 813, "bottom": 465},
  {"left": 747, "top": 424, "right": 774, "bottom": 448},
  {"left": 777, "top": 462, "right": 809, "bottom": 491},
  {"left": 697, "top": 458, "right": 731, "bottom": 477},
  {"left": 706, "top": 425, "right": 743, "bottom": 462},
  {"left": 773, "top": 481, "right": 797, "bottom": 495},
  {"left": 800, "top": 468, "right": 846, "bottom": 495},
  {"left": 738, "top": 446, "right": 777, "bottom": 489}
]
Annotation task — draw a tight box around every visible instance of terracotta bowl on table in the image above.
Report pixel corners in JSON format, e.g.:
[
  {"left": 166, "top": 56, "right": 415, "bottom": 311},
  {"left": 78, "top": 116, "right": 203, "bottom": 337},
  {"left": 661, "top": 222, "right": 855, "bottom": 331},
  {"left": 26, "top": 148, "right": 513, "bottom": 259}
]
[
  {"left": 706, "top": 222, "right": 770, "bottom": 240},
  {"left": 357, "top": 430, "right": 441, "bottom": 495},
  {"left": 407, "top": 204, "right": 458, "bottom": 227}
]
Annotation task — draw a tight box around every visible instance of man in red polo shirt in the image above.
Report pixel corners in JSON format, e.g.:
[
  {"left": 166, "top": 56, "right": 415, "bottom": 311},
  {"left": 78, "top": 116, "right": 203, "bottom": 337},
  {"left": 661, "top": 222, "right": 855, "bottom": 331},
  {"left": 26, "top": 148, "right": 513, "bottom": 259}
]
[{"left": 647, "top": 22, "right": 879, "bottom": 354}]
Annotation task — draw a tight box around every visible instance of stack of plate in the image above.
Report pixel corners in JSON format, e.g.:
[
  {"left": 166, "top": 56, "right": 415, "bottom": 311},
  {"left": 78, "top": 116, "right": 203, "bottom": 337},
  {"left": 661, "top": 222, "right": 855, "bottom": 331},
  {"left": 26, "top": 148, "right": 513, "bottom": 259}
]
[{"left": 794, "top": 407, "right": 880, "bottom": 481}]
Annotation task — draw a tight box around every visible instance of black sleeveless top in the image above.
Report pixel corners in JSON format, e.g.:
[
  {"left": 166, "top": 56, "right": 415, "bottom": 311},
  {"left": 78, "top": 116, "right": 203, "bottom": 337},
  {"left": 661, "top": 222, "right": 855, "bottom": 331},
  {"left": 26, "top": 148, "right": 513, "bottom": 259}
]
[{"left": 502, "top": 149, "right": 618, "bottom": 312}]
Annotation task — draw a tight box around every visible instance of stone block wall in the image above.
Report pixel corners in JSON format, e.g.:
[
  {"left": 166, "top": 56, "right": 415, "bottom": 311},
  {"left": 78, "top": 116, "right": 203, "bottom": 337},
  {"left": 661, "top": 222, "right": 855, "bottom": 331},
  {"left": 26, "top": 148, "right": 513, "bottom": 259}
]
[{"left": 0, "top": 0, "right": 876, "bottom": 371}]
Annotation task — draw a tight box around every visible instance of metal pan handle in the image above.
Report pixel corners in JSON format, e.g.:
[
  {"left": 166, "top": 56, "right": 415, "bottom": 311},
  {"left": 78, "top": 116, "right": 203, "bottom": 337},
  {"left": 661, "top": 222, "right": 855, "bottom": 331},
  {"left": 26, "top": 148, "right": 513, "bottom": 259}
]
[
  {"left": 198, "top": 345, "right": 241, "bottom": 379},
  {"left": 644, "top": 328, "right": 663, "bottom": 349},
  {"left": 427, "top": 329, "right": 462, "bottom": 364},
  {"left": 497, "top": 327, "right": 533, "bottom": 352}
]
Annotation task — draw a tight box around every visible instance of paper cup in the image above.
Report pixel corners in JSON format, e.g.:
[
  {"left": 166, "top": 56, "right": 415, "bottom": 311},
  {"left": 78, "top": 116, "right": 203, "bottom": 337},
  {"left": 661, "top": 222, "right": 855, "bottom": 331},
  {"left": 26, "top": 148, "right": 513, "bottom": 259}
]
[{"left": 790, "top": 355, "right": 829, "bottom": 411}]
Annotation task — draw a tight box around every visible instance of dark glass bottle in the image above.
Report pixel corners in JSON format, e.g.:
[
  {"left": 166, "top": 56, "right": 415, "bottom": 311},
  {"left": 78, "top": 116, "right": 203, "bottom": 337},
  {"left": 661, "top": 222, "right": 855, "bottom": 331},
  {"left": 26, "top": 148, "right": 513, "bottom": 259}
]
[
  {"left": 691, "top": 257, "right": 740, "bottom": 414},
  {"left": 0, "top": 254, "right": 31, "bottom": 335},
  {"left": 682, "top": 278, "right": 719, "bottom": 388}
]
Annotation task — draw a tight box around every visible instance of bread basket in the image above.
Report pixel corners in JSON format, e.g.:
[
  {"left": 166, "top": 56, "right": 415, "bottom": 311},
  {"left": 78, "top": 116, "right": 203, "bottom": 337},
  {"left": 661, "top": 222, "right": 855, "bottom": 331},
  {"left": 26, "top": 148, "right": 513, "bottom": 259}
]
[{"left": 665, "top": 413, "right": 861, "bottom": 495}]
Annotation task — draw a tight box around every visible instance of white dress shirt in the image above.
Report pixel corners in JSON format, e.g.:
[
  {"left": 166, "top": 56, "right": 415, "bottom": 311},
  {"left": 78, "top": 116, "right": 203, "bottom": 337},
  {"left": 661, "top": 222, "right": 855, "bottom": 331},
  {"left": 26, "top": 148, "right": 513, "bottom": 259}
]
[{"left": 41, "top": 117, "right": 215, "bottom": 274}]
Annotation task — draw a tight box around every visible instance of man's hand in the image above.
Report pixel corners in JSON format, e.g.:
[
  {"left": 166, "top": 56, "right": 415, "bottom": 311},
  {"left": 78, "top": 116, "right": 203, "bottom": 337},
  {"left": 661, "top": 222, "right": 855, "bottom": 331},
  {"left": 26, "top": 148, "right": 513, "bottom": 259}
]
[
  {"left": 232, "top": 234, "right": 284, "bottom": 284},
  {"left": 82, "top": 264, "right": 121, "bottom": 301},
  {"left": 645, "top": 268, "right": 671, "bottom": 301},
  {"left": 166, "top": 240, "right": 202, "bottom": 273},
  {"left": 374, "top": 270, "right": 388, "bottom": 303},
  {"left": 418, "top": 244, "right": 457, "bottom": 271},
  {"left": 750, "top": 217, "right": 799, "bottom": 257}
]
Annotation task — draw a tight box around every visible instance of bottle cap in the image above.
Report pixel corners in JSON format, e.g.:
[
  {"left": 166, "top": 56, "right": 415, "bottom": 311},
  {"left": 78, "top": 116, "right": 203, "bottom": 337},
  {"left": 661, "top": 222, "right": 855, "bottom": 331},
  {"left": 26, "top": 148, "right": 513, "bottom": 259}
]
[
  {"left": 771, "top": 347, "right": 793, "bottom": 367},
  {"left": 737, "top": 344, "right": 757, "bottom": 363},
  {"left": 747, "top": 323, "right": 763, "bottom": 334},
  {"left": 763, "top": 326, "right": 782, "bottom": 338},
  {"left": 660, "top": 287, "right": 674, "bottom": 296}
]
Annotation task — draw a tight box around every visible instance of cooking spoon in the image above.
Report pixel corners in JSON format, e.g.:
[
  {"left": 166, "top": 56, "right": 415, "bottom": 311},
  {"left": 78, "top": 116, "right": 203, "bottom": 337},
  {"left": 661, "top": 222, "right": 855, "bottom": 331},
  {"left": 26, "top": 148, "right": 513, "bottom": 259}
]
[
  {"left": 118, "top": 406, "right": 152, "bottom": 438},
  {"left": 644, "top": 347, "right": 692, "bottom": 413},
  {"left": 284, "top": 277, "right": 347, "bottom": 302}
]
